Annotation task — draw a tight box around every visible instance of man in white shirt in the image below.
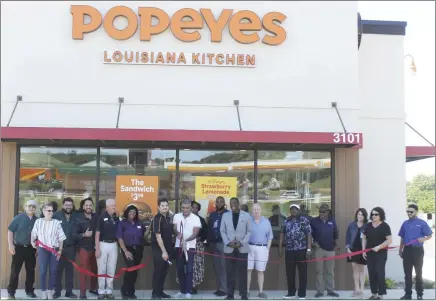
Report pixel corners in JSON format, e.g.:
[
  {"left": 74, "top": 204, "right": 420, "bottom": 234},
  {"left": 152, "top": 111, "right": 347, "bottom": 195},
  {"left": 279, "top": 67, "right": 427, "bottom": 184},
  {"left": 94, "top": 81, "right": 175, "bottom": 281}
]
[{"left": 173, "top": 199, "right": 201, "bottom": 299}]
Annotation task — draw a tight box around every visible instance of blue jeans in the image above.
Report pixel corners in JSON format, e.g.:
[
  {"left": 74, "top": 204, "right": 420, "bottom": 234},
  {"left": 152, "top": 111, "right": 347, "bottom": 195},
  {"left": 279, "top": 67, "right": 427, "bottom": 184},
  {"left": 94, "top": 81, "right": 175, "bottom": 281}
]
[
  {"left": 176, "top": 248, "right": 195, "bottom": 294},
  {"left": 38, "top": 247, "right": 59, "bottom": 291}
]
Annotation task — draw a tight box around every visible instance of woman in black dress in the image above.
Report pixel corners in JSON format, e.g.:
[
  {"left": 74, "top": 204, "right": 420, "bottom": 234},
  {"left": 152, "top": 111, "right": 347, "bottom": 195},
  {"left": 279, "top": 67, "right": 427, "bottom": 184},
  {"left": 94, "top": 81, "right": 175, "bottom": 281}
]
[
  {"left": 346, "top": 208, "right": 368, "bottom": 298},
  {"left": 362, "top": 207, "right": 392, "bottom": 300}
]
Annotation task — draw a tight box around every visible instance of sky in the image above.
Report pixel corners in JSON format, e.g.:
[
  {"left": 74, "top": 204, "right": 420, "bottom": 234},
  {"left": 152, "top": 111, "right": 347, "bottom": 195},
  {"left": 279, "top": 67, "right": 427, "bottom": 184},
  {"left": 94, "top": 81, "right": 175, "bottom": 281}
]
[{"left": 358, "top": 1, "right": 435, "bottom": 181}]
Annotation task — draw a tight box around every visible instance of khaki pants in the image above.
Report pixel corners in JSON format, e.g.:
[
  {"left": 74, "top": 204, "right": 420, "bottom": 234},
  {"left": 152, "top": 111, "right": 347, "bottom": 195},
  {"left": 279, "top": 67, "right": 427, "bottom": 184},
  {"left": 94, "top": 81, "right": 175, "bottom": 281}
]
[
  {"left": 97, "top": 242, "right": 118, "bottom": 294},
  {"left": 314, "top": 247, "right": 335, "bottom": 293}
]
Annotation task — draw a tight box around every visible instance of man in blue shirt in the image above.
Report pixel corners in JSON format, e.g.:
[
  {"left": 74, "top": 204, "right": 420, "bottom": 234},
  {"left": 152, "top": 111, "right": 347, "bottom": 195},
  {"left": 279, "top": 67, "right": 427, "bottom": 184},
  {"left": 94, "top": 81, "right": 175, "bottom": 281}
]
[
  {"left": 207, "top": 196, "right": 229, "bottom": 297},
  {"left": 398, "top": 204, "right": 433, "bottom": 300},
  {"left": 310, "top": 204, "right": 339, "bottom": 298}
]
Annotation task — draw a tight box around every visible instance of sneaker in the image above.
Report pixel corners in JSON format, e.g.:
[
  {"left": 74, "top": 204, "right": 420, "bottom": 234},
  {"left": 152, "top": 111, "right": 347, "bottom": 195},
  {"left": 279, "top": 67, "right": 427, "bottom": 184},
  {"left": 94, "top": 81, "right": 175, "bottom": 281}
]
[
  {"left": 7, "top": 294, "right": 15, "bottom": 300},
  {"left": 173, "top": 292, "right": 185, "bottom": 299},
  {"left": 282, "top": 295, "right": 296, "bottom": 299},
  {"left": 97, "top": 294, "right": 105, "bottom": 300},
  {"left": 185, "top": 293, "right": 192, "bottom": 299},
  {"left": 41, "top": 291, "right": 48, "bottom": 300},
  {"left": 26, "top": 293, "right": 37, "bottom": 299},
  {"left": 151, "top": 295, "right": 162, "bottom": 300},
  {"left": 106, "top": 294, "right": 115, "bottom": 300},
  {"left": 400, "top": 296, "right": 412, "bottom": 300},
  {"left": 89, "top": 290, "right": 99, "bottom": 296},
  {"left": 161, "top": 292, "right": 172, "bottom": 299},
  {"left": 65, "top": 292, "right": 78, "bottom": 299},
  {"left": 314, "top": 292, "right": 324, "bottom": 298},
  {"left": 47, "top": 290, "right": 54, "bottom": 300},
  {"left": 327, "top": 291, "right": 339, "bottom": 298},
  {"left": 417, "top": 297, "right": 423, "bottom": 300},
  {"left": 258, "top": 292, "right": 268, "bottom": 299}
]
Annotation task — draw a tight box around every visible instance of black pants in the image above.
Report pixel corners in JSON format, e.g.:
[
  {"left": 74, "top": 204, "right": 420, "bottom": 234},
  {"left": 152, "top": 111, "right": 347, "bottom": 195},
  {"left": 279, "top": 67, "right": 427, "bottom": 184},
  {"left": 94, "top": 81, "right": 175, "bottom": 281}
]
[
  {"left": 367, "top": 251, "right": 387, "bottom": 295},
  {"left": 152, "top": 246, "right": 170, "bottom": 297},
  {"left": 403, "top": 246, "right": 424, "bottom": 297},
  {"left": 225, "top": 249, "right": 248, "bottom": 298},
  {"left": 285, "top": 250, "right": 308, "bottom": 298},
  {"left": 55, "top": 245, "right": 76, "bottom": 294},
  {"left": 121, "top": 245, "right": 144, "bottom": 297},
  {"left": 7, "top": 245, "right": 36, "bottom": 295}
]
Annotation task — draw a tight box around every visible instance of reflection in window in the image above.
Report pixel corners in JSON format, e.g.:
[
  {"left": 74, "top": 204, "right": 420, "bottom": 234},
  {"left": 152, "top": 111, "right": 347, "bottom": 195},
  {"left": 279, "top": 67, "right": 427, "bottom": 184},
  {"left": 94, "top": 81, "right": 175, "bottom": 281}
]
[
  {"left": 98, "top": 148, "right": 176, "bottom": 220},
  {"left": 18, "top": 147, "right": 98, "bottom": 216},
  {"left": 256, "top": 151, "right": 332, "bottom": 219},
  {"left": 177, "top": 150, "right": 254, "bottom": 218}
]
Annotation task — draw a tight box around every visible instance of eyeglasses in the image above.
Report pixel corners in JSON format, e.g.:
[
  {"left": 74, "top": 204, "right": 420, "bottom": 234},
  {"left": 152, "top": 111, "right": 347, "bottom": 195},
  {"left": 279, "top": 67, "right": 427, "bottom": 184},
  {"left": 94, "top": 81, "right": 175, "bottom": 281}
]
[
  {"left": 27, "top": 205, "right": 36, "bottom": 208},
  {"left": 371, "top": 213, "right": 379, "bottom": 216},
  {"left": 45, "top": 210, "right": 53, "bottom": 213},
  {"left": 406, "top": 210, "right": 415, "bottom": 214}
]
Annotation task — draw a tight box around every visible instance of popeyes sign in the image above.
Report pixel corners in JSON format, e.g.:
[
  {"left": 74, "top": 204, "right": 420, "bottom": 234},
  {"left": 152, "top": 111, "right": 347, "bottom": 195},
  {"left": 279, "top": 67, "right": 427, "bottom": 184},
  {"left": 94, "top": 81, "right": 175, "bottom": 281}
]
[{"left": 71, "top": 5, "right": 287, "bottom": 45}]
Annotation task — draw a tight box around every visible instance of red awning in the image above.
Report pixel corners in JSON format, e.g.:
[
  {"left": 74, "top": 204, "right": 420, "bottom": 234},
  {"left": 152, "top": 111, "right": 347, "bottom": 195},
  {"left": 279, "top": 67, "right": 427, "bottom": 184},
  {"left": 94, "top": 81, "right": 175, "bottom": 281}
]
[
  {"left": 0, "top": 126, "right": 363, "bottom": 148},
  {"left": 406, "top": 146, "right": 436, "bottom": 162}
]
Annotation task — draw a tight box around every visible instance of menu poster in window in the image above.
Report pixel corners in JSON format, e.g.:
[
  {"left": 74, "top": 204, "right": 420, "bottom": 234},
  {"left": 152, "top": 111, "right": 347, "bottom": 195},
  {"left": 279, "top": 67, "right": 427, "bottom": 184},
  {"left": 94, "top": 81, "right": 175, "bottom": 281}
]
[
  {"left": 115, "top": 175, "right": 158, "bottom": 220},
  {"left": 194, "top": 176, "right": 237, "bottom": 218}
]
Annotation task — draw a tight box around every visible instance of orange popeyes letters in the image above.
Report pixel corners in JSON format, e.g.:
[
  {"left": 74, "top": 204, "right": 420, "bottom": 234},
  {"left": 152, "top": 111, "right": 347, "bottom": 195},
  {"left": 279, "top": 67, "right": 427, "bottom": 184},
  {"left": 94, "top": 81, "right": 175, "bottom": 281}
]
[{"left": 71, "top": 5, "right": 287, "bottom": 45}]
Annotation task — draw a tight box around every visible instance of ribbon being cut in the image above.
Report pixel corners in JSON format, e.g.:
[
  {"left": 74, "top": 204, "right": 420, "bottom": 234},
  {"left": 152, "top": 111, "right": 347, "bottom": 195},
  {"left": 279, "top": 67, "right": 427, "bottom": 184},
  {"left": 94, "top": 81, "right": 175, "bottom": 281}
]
[{"left": 36, "top": 238, "right": 417, "bottom": 278}]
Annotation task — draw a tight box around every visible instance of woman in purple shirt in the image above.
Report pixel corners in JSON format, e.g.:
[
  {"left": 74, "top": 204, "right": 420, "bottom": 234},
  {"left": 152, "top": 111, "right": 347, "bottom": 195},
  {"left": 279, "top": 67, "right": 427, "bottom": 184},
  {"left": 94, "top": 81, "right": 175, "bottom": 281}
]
[{"left": 116, "top": 205, "right": 148, "bottom": 299}]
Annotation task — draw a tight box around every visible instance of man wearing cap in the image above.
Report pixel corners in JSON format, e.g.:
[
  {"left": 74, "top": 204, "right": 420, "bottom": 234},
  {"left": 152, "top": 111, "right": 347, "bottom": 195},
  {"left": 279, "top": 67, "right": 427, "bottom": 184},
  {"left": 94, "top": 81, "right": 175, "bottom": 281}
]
[
  {"left": 279, "top": 204, "right": 312, "bottom": 300},
  {"left": 95, "top": 198, "right": 120, "bottom": 300},
  {"left": 398, "top": 204, "right": 433, "bottom": 300},
  {"left": 7, "top": 200, "right": 38, "bottom": 299},
  {"left": 310, "top": 204, "right": 339, "bottom": 298}
]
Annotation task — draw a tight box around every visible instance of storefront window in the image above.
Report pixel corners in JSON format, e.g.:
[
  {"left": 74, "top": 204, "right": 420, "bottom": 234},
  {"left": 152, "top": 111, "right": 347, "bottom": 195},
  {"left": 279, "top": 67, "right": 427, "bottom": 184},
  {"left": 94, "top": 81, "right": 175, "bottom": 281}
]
[
  {"left": 178, "top": 150, "right": 254, "bottom": 218},
  {"left": 255, "top": 151, "right": 332, "bottom": 242},
  {"left": 99, "top": 148, "right": 176, "bottom": 220},
  {"left": 18, "top": 147, "right": 98, "bottom": 216}
]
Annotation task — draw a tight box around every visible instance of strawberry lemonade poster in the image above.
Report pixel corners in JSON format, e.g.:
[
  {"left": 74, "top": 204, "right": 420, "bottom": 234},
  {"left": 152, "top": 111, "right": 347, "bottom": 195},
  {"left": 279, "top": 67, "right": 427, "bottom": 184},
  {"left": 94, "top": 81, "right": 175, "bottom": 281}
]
[
  {"left": 115, "top": 175, "right": 158, "bottom": 221},
  {"left": 194, "top": 176, "right": 237, "bottom": 217}
]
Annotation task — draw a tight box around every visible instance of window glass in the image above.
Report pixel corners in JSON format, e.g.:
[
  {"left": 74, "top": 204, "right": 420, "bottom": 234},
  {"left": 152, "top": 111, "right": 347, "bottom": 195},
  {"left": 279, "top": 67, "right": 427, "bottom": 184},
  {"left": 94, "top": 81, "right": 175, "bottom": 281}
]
[
  {"left": 19, "top": 147, "right": 98, "bottom": 216},
  {"left": 255, "top": 151, "right": 332, "bottom": 242},
  {"left": 99, "top": 148, "right": 176, "bottom": 220},
  {"left": 178, "top": 150, "right": 254, "bottom": 218}
]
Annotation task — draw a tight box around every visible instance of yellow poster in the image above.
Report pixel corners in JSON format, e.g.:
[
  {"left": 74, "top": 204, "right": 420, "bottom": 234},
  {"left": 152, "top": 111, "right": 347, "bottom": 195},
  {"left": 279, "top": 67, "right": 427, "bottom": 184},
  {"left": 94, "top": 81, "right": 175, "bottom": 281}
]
[
  {"left": 115, "top": 175, "right": 158, "bottom": 221},
  {"left": 195, "top": 176, "right": 237, "bottom": 217}
]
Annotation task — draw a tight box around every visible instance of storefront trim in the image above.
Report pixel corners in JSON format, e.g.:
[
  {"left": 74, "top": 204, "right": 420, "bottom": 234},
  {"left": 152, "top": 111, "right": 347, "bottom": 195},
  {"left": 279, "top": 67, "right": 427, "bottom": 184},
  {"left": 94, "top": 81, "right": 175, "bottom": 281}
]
[{"left": 1, "top": 127, "right": 363, "bottom": 147}]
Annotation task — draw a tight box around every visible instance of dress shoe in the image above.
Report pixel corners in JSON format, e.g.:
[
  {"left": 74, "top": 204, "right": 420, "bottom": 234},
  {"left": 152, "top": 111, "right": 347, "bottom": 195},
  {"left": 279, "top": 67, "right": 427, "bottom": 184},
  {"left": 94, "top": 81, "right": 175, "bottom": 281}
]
[
  {"left": 53, "top": 292, "right": 61, "bottom": 299},
  {"left": 27, "top": 293, "right": 37, "bottom": 299},
  {"left": 79, "top": 295, "right": 87, "bottom": 299},
  {"left": 65, "top": 292, "right": 78, "bottom": 299},
  {"left": 97, "top": 294, "right": 105, "bottom": 300},
  {"left": 89, "top": 290, "right": 99, "bottom": 296},
  {"left": 8, "top": 294, "right": 15, "bottom": 300},
  {"left": 106, "top": 294, "right": 115, "bottom": 300},
  {"left": 161, "top": 292, "right": 172, "bottom": 299},
  {"left": 215, "top": 291, "right": 227, "bottom": 297}
]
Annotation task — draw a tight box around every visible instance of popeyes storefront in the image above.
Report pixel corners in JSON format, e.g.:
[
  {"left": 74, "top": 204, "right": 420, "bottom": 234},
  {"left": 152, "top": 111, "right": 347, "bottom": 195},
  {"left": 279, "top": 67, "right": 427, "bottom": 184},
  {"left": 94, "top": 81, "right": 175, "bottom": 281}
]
[{"left": 0, "top": 1, "right": 413, "bottom": 291}]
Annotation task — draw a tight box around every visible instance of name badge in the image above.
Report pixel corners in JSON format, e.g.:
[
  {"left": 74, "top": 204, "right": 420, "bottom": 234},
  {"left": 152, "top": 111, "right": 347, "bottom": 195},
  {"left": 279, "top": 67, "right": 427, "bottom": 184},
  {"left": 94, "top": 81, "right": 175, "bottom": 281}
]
[
  {"left": 213, "top": 221, "right": 218, "bottom": 228},
  {"left": 119, "top": 217, "right": 122, "bottom": 221},
  {"left": 104, "top": 218, "right": 108, "bottom": 221},
  {"left": 328, "top": 222, "right": 333, "bottom": 225},
  {"left": 137, "top": 226, "right": 142, "bottom": 229}
]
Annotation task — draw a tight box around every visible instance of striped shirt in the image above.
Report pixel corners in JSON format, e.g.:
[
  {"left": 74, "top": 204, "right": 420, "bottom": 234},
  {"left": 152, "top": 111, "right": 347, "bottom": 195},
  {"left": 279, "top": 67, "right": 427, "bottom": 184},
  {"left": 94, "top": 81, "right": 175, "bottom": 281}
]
[{"left": 31, "top": 218, "right": 66, "bottom": 248}]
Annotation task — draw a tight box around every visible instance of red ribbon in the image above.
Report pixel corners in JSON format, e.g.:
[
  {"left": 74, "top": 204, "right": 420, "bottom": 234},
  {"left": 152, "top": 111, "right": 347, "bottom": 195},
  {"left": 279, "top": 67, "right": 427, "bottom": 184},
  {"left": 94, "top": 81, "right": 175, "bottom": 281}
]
[
  {"left": 188, "top": 239, "right": 418, "bottom": 264},
  {"left": 36, "top": 240, "right": 151, "bottom": 278}
]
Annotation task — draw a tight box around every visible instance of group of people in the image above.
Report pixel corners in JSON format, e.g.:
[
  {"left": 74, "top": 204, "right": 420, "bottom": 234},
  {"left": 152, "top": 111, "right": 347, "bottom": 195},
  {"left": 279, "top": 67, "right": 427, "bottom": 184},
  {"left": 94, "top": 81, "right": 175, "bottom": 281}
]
[{"left": 6, "top": 196, "right": 433, "bottom": 301}]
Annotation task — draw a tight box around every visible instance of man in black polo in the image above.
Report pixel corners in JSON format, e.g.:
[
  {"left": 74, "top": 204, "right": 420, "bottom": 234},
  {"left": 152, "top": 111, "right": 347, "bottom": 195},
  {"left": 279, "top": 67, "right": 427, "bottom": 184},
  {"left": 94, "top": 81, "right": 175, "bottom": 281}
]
[
  {"left": 7, "top": 200, "right": 38, "bottom": 299},
  {"left": 151, "top": 199, "right": 174, "bottom": 300},
  {"left": 53, "top": 197, "right": 78, "bottom": 299},
  {"left": 95, "top": 199, "right": 120, "bottom": 300}
]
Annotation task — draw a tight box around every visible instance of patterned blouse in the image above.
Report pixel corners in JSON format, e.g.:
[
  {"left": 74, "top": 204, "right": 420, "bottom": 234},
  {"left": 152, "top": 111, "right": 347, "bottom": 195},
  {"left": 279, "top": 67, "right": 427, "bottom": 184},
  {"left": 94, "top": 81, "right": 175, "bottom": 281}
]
[
  {"left": 281, "top": 216, "right": 312, "bottom": 251},
  {"left": 31, "top": 218, "right": 66, "bottom": 248}
]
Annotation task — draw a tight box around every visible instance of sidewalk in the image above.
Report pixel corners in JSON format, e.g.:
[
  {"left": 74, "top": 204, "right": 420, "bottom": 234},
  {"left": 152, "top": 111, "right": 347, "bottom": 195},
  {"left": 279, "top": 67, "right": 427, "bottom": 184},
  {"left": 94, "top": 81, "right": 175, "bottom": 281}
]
[{"left": 1, "top": 289, "right": 435, "bottom": 300}]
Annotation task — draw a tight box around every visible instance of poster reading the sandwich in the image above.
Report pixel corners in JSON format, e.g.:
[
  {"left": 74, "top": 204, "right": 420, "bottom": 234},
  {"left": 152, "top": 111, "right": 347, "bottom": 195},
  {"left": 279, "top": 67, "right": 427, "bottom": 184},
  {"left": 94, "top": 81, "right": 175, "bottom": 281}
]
[
  {"left": 115, "top": 175, "right": 158, "bottom": 221},
  {"left": 194, "top": 176, "right": 237, "bottom": 218}
]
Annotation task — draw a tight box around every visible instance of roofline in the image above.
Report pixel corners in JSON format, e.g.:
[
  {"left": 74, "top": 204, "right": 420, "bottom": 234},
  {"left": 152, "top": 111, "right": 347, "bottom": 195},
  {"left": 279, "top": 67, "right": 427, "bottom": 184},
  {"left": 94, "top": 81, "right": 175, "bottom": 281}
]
[{"left": 362, "top": 19, "right": 407, "bottom": 36}]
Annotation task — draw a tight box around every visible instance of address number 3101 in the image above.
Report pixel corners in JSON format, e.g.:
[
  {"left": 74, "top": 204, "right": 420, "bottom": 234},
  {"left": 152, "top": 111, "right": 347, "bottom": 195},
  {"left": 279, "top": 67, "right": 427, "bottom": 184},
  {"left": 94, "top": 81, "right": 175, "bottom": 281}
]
[{"left": 333, "top": 133, "right": 361, "bottom": 144}]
